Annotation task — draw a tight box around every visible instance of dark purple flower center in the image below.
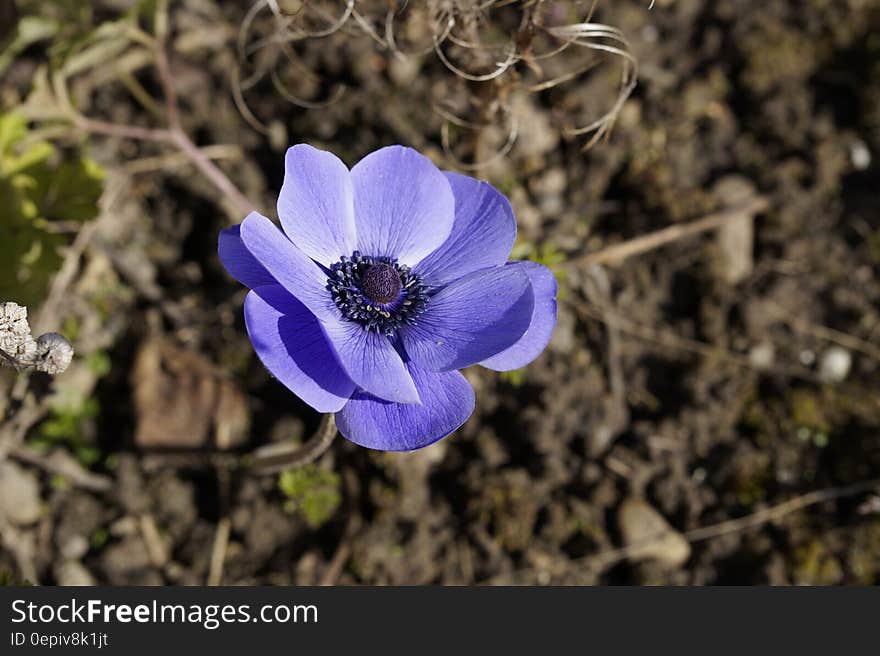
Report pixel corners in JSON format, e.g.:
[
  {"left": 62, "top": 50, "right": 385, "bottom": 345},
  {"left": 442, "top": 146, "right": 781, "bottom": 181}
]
[
  {"left": 362, "top": 263, "right": 402, "bottom": 304},
  {"left": 327, "top": 251, "right": 429, "bottom": 335}
]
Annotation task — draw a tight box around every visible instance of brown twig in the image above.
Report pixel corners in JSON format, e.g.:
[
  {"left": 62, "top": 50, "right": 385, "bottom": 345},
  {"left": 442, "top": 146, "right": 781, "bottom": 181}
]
[
  {"left": 207, "top": 517, "right": 231, "bottom": 586},
  {"left": 319, "top": 515, "right": 358, "bottom": 586},
  {"left": 588, "top": 477, "right": 880, "bottom": 572},
  {"left": 65, "top": 22, "right": 253, "bottom": 218},
  {"left": 139, "top": 514, "right": 169, "bottom": 569},
  {"left": 139, "top": 415, "right": 339, "bottom": 475},
  {"left": 72, "top": 116, "right": 170, "bottom": 143},
  {"left": 250, "top": 414, "right": 338, "bottom": 475},
  {"left": 765, "top": 300, "right": 880, "bottom": 363},
  {"left": 148, "top": 3, "right": 252, "bottom": 216},
  {"left": 565, "top": 197, "right": 769, "bottom": 269},
  {"left": 484, "top": 476, "right": 880, "bottom": 583},
  {"left": 34, "top": 219, "right": 100, "bottom": 335},
  {"left": 683, "top": 478, "right": 880, "bottom": 542},
  {"left": 319, "top": 468, "right": 361, "bottom": 586},
  {"left": 0, "top": 395, "right": 46, "bottom": 460},
  {"left": 8, "top": 443, "right": 112, "bottom": 493},
  {"left": 168, "top": 128, "right": 253, "bottom": 216},
  {"left": 74, "top": 114, "right": 253, "bottom": 218},
  {"left": 153, "top": 0, "right": 180, "bottom": 131},
  {"left": 571, "top": 300, "right": 822, "bottom": 383}
]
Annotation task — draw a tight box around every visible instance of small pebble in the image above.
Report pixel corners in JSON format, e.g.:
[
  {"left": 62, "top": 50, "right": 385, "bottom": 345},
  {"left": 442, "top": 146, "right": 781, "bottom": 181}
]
[
  {"left": 618, "top": 497, "right": 691, "bottom": 567},
  {"left": 850, "top": 140, "right": 871, "bottom": 170},
  {"left": 54, "top": 560, "right": 95, "bottom": 586},
  {"left": 60, "top": 534, "right": 90, "bottom": 561},
  {"left": 748, "top": 342, "right": 775, "bottom": 370},
  {"left": 0, "top": 461, "right": 42, "bottom": 526},
  {"left": 818, "top": 346, "right": 852, "bottom": 383}
]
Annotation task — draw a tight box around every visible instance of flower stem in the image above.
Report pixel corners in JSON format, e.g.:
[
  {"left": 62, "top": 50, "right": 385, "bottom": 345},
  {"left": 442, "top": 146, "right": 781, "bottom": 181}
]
[{"left": 169, "top": 128, "right": 253, "bottom": 216}]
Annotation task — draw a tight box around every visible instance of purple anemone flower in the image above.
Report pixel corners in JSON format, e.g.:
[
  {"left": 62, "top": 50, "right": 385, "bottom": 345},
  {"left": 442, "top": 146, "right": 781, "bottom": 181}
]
[{"left": 218, "top": 145, "right": 557, "bottom": 451}]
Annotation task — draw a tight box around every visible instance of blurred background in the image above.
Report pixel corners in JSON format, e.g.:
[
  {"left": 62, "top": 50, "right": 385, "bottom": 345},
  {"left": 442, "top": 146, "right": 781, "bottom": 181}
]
[{"left": 0, "top": 0, "right": 879, "bottom": 585}]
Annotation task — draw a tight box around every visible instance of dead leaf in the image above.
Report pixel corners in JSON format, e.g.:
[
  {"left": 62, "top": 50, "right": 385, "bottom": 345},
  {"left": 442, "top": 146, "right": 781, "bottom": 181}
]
[{"left": 132, "top": 337, "right": 249, "bottom": 450}]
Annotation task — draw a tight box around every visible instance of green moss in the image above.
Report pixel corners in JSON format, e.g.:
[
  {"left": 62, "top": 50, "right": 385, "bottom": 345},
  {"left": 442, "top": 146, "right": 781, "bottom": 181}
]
[
  {"left": 509, "top": 239, "right": 566, "bottom": 293},
  {"left": 32, "top": 390, "right": 101, "bottom": 466},
  {"left": 789, "top": 389, "right": 832, "bottom": 435},
  {"left": 86, "top": 350, "right": 111, "bottom": 377},
  {"left": 742, "top": 386, "right": 838, "bottom": 448},
  {"left": 0, "top": 112, "right": 104, "bottom": 306},
  {"left": 278, "top": 465, "right": 341, "bottom": 528},
  {"left": 90, "top": 528, "right": 109, "bottom": 549},
  {"left": 791, "top": 539, "right": 843, "bottom": 585},
  {"left": 734, "top": 461, "right": 772, "bottom": 508},
  {"left": 499, "top": 368, "right": 526, "bottom": 387},
  {"left": 847, "top": 519, "right": 880, "bottom": 585},
  {"left": 742, "top": 381, "right": 880, "bottom": 484}
]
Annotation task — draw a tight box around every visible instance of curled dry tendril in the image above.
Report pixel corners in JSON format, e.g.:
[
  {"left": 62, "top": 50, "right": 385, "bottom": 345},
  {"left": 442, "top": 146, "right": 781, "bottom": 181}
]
[{"left": 235, "top": 1, "right": 641, "bottom": 163}]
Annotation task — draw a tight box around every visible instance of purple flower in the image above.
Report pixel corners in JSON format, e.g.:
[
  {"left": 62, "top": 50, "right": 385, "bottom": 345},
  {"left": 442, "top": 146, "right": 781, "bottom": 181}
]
[{"left": 219, "top": 145, "right": 557, "bottom": 451}]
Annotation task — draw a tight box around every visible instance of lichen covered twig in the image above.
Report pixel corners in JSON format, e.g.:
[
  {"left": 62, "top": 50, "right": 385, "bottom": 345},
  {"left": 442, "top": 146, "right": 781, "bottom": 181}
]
[{"left": 0, "top": 302, "right": 74, "bottom": 376}]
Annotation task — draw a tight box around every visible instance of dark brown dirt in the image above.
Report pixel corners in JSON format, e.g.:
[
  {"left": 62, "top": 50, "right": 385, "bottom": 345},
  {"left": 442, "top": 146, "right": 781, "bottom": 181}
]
[{"left": 1, "top": 0, "right": 879, "bottom": 585}]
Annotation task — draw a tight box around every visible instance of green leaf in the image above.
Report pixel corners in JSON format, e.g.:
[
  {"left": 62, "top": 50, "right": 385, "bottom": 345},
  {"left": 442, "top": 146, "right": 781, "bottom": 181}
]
[
  {"left": 0, "top": 111, "right": 105, "bottom": 305},
  {"left": 31, "top": 156, "right": 105, "bottom": 222},
  {"left": 279, "top": 466, "right": 342, "bottom": 528},
  {"left": 0, "top": 113, "right": 55, "bottom": 176}
]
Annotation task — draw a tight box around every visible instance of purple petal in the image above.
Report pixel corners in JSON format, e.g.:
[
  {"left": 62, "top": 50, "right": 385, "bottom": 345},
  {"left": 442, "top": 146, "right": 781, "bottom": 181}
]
[
  {"left": 278, "top": 145, "right": 357, "bottom": 266},
  {"left": 399, "top": 266, "right": 534, "bottom": 371},
  {"left": 321, "top": 321, "right": 420, "bottom": 404},
  {"left": 218, "top": 224, "right": 276, "bottom": 289},
  {"left": 415, "top": 172, "right": 516, "bottom": 285},
  {"left": 240, "top": 211, "right": 419, "bottom": 403},
  {"left": 335, "top": 362, "right": 474, "bottom": 451},
  {"left": 239, "top": 211, "right": 337, "bottom": 323},
  {"left": 245, "top": 285, "right": 355, "bottom": 412},
  {"left": 480, "top": 262, "right": 558, "bottom": 371},
  {"left": 351, "top": 146, "right": 455, "bottom": 266}
]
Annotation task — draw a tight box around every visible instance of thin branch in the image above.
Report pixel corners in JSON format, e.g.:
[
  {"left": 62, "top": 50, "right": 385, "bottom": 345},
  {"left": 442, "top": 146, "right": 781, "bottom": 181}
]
[
  {"left": 570, "top": 299, "right": 822, "bottom": 383},
  {"left": 767, "top": 300, "right": 880, "bottom": 363},
  {"left": 565, "top": 197, "right": 769, "bottom": 269},
  {"left": 137, "top": 414, "right": 338, "bottom": 475},
  {"left": 683, "top": 478, "right": 880, "bottom": 543},
  {"left": 8, "top": 443, "right": 113, "bottom": 493},
  {"left": 139, "top": 514, "right": 170, "bottom": 568},
  {"left": 72, "top": 122, "right": 252, "bottom": 217},
  {"left": 169, "top": 129, "right": 253, "bottom": 216},
  {"left": 61, "top": 18, "right": 253, "bottom": 218},
  {"left": 207, "top": 517, "right": 231, "bottom": 586},
  {"left": 35, "top": 219, "right": 100, "bottom": 335},
  {"left": 250, "top": 414, "right": 338, "bottom": 475},
  {"left": 153, "top": 0, "right": 180, "bottom": 130},
  {"left": 72, "top": 116, "right": 171, "bottom": 143},
  {"left": 484, "top": 476, "right": 880, "bottom": 583},
  {"left": 589, "top": 477, "right": 880, "bottom": 572}
]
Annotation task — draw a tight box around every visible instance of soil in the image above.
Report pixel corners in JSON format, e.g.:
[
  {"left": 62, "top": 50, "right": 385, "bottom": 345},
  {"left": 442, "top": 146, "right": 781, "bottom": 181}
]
[{"left": 1, "top": 0, "right": 879, "bottom": 585}]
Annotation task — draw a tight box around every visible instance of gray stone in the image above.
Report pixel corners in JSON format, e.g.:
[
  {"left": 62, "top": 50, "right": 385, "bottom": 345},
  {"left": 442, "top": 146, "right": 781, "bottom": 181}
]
[
  {"left": 54, "top": 560, "right": 95, "bottom": 586},
  {"left": 618, "top": 497, "right": 691, "bottom": 567},
  {"left": 819, "top": 346, "right": 852, "bottom": 383},
  {"left": 0, "top": 461, "right": 42, "bottom": 526}
]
